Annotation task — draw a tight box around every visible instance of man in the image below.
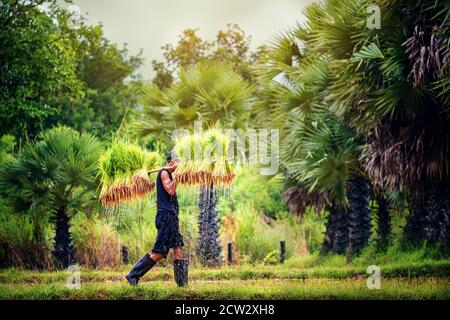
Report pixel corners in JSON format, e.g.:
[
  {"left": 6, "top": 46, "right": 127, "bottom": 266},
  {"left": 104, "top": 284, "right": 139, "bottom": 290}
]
[{"left": 125, "top": 152, "right": 188, "bottom": 287}]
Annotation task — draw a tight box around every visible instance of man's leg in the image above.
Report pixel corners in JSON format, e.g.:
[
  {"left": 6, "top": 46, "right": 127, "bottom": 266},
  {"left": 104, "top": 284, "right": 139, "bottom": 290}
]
[
  {"left": 125, "top": 252, "right": 157, "bottom": 286},
  {"left": 150, "top": 252, "right": 165, "bottom": 263},
  {"left": 173, "top": 247, "right": 188, "bottom": 287},
  {"left": 125, "top": 250, "right": 169, "bottom": 286},
  {"left": 173, "top": 247, "right": 183, "bottom": 260}
]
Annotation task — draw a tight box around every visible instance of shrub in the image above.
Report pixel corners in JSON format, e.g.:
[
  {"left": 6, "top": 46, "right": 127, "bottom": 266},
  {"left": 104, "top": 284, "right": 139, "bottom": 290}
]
[
  {"left": 71, "top": 213, "right": 122, "bottom": 269},
  {"left": 0, "top": 209, "right": 53, "bottom": 269},
  {"left": 229, "top": 204, "right": 323, "bottom": 262}
]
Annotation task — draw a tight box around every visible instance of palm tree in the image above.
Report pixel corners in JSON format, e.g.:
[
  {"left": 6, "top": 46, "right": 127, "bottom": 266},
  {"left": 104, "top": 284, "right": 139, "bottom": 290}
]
[
  {"left": 286, "top": 109, "right": 373, "bottom": 258},
  {"left": 262, "top": 0, "right": 449, "bottom": 254},
  {"left": 255, "top": 25, "right": 373, "bottom": 258},
  {"left": 310, "top": 0, "right": 450, "bottom": 250},
  {"left": 197, "top": 185, "right": 222, "bottom": 266},
  {"left": 132, "top": 61, "right": 254, "bottom": 266},
  {"left": 374, "top": 193, "right": 392, "bottom": 249},
  {"left": 0, "top": 126, "right": 102, "bottom": 268}
]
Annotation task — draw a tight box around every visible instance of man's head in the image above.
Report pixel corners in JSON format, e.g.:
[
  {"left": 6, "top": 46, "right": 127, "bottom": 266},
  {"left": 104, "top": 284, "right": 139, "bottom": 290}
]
[{"left": 166, "top": 151, "right": 180, "bottom": 172}]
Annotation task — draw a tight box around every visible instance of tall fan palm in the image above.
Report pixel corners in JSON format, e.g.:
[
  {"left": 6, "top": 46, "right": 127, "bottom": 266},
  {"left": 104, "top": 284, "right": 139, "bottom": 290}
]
[
  {"left": 284, "top": 107, "right": 371, "bottom": 258},
  {"left": 312, "top": 0, "right": 450, "bottom": 250},
  {"left": 255, "top": 24, "right": 373, "bottom": 258},
  {"left": 133, "top": 61, "right": 253, "bottom": 137},
  {"left": 132, "top": 61, "right": 254, "bottom": 266},
  {"left": 0, "top": 126, "right": 102, "bottom": 268}
]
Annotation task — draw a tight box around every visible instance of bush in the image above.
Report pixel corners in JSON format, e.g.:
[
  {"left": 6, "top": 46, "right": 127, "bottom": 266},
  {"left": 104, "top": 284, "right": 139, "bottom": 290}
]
[
  {"left": 227, "top": 204, "right": 324, "bottom": 262},
  {"left": 0, "top": 208, "right": 53, "bottom": 269},
  {"left": 262, "top": 250, "right": 280, "bottom": 265},
  {"left": 71, "top": 213, "right": 122, "bottom": 269},
  {"left": 218, "top": 168, "right": 287, "bottom": 219}
]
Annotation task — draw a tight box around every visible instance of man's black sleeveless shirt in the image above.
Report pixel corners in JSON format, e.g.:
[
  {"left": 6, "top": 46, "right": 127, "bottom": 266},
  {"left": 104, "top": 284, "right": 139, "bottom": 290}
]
[{"left": 156, "top": 169, "right": 179, "bottom": 214}]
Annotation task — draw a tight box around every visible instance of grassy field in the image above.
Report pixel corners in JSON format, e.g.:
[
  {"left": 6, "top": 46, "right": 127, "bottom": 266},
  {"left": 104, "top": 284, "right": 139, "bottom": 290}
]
[
  {"left": 1, "top": 260, "right": 449, "bottom": 300},
  {"left": 1, "top": 278, "right": 449, "bottom": 300}
]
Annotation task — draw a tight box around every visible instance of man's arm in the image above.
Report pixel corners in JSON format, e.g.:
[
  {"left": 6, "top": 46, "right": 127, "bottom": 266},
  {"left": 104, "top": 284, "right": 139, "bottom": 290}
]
[{"left": 161, "top": 170, "right": 176, "bottom": 196}]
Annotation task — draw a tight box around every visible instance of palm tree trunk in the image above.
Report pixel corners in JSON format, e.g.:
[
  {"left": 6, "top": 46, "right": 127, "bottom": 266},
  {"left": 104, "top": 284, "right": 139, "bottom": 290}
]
[
  {"left": 347, "top": 175, "right": 371, "bottom": 261},
  {"left": 53, "top": 205, "right": 74, "bottom": 269},
  {"left": 320, "top": 203, "right": 349, "bottom": 255},
  {"left": 424, "top": 185, "right": 450, "bottom": 251},
  {"left": 197, "top": 183, "right": 222, "bottom": 266},
  {"left": 333, "top": 205, "right": 349, "bottom": 254},
  {"left": 404, "top": 195, "right": 427, "bottom": 245},
  {"left": 320, "top": 206, "right": 336, "bottom": 255},
  {"left": 376, "top": 195, "right": 391, "bottom": 249},
  {"left": 406, "top": 186, "right": 450, "bottom": 252}
]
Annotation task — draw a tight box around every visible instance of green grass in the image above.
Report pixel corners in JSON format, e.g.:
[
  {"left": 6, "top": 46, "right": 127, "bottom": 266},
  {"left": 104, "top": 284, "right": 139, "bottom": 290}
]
[
  {"left": 1, "top": 260, "right": 449, "bottom": 285},
  {"left": 0, "top": 260, "right": 449, "bottom": 300},
  {"left": 1, "top": 278, "right": 448, "bottom": 300},
  {"left": 1, "top": 253, "right": 449, "bottom": 300}
]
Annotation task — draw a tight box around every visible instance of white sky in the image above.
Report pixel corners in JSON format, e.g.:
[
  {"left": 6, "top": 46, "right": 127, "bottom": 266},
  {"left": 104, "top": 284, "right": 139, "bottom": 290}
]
[{"left": 70, "top": 0, "right": 316, "bottom": 78}]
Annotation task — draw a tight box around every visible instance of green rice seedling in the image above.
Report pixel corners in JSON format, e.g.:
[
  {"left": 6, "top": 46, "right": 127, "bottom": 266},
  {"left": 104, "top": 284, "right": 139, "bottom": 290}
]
[
  {"left": 98, "top": 141, "right": 162, "bottom": 206},
  {"left": 173, "top": 129, "right": 235, "bottom": 186},
  {"left": 174, "top": 133, "right": 208, "bottom": 185},
  {"left": 202, "top": 128, "right": 235, "bottom": 186}
]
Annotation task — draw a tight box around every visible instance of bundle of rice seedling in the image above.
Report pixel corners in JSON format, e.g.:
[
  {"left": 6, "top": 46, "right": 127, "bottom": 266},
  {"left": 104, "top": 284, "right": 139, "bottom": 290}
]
[
  {"left": 173, "top": 129, "right": 235, "bottom": 186},
  {"left": 98, "top": 141, "right": 162, "bottom": 206},
  {"left": 202, "top": 128, "right": 235, "bottom": 186},
  {"left": 173, "top": 133, "right": 207, "bottom": 185}
]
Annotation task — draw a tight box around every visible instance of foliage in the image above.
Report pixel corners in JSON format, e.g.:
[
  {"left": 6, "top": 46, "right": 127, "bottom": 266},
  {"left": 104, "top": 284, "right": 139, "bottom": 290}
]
[
  {"left": 0, "top": 0, "right": 83, "bottom": 138},
  {"left": 0, "top": 207, "right": 53, "bottom": 269},
  {"left": 71, "top": 213, "right": 122, "bottom": 269},
  {"left": 0, "top": 135, "right": 15, "bottom": 166},
  {"left": 231, "top": 204, "right": 323, "bottom": 262},
  {"left": 262, "top": 250, "right": 280, "bottom": 265},
  {"left": 133, "top": 61, "right": 254, "bottom": 143},
  {"left": 0, "top": 126, "right": 102, "bottom": 267},
  {"left": 219, "top": 167, "right": 287, "bottom": 219},
  {"left": 0, "top": 126, "right": 102, "bottom": 214},
  {"left": 0, "top": 0, "right": 143, "bottom": 140},
  {"left": 255, "top": 0, "right": 450, "bottom": 254},
  {"left": 152, "top": 24, "right": 268, "bottom": 88}
]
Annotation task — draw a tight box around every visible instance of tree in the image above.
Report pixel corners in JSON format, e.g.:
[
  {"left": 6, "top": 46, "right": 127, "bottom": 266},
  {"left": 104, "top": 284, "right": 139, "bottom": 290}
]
[
  {"left": 310, "top": 0, "right": 450, "bottom": 251},
  {"left": 254, "top": 14, "right": 375, "bottom": 258},
  {"left": 0, "top": 127, "right": 102, "bottom": 268},
  {"left": 284, "top": 108, "right": 371, "bottom": 259},
  {"left": 197, "top": 185, "right": 222, "bottom": 266},
  {"left": 256, "top": 0, "right": 449, "bottom": 255},
  {"left": 0, "top": 0, "right": 143, "bottom": 140},
  {"left": 151, "top": 24, "right": 267, "bottom": 88},
  {"left": 0, "top": 0, "right": 83, "bottom": 139},
  {"left": 57, "top": 23, "right": 143, "bottom": 137},
  {"left": 135, "top": 61, "right": 253, "bottom": 134},
  {"left": 374, "top": 193, "right": 392, "bottom": 249}
]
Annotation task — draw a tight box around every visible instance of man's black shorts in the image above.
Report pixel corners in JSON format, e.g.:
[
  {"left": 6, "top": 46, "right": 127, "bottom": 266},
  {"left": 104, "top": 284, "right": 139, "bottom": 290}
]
[{"left": 151, "top": 209, "right": 184, "bottom": 257}]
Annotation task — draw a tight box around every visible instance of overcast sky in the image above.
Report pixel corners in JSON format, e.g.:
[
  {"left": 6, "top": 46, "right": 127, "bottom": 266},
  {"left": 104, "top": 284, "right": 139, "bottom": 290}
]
[{"left": 70, "top": 0, "right": 316, "bottom": 78}]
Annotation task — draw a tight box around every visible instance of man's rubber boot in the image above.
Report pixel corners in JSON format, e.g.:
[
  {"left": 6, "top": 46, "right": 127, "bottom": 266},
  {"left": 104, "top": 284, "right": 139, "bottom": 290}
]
[
  {"left": 125, "top": 253, "right": 156, "bottom": 286},
  {"left": 173, "top": 259, "right": 188, "bottom": 287}
]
